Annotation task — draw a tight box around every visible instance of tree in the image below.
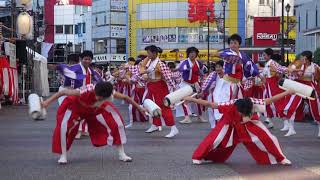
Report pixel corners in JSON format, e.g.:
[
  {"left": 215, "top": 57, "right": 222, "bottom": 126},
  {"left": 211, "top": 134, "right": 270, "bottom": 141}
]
[{"left": 314, "top": 48, "right": 320, "bottom": 65}]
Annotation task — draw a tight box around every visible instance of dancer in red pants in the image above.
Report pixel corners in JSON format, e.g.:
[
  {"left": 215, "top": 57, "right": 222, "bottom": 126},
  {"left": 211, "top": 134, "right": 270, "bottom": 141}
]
[
  {"left": 183, "top": 89, "right": 294, "bottom": 165},
  {"left": 41, "top": 82, "right": 146, "bottom": 164}
]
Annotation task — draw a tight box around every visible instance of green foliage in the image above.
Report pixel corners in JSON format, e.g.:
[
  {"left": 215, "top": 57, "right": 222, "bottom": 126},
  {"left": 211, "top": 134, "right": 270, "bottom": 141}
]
[{"left": 314, "top": 48, "right": 320, "bottom": 65}]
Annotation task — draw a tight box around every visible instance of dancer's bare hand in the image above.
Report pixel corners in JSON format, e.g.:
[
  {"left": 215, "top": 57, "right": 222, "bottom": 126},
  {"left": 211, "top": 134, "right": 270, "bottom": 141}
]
[
  {"left": 139, "top": 107, "right": 148, "bottom": 115},
  {"left": 41, "top": 101, "right": 49, "bottom": 109},
  {"left": 286, "top": 89, "right": 295, "bottom": 95}
]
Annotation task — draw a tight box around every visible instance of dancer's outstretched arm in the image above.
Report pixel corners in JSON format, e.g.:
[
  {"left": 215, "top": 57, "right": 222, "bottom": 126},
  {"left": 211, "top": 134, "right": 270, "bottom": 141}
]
[
  {"left": 42, "top": 89, "right": 80, "bottom": 108},
  {"left": 114, "top": 91, "right": 146, "bottom": 114},
  {"left": 265, "top": 89, "right": 294, "bottom": 105},
  {"left": 183, "top": 96, "right": 218, "bottom": 109}
]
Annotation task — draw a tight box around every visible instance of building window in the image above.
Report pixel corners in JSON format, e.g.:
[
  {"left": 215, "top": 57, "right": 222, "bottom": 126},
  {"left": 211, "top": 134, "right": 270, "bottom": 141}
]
[
  {"left": 55, "top": 25, "right": 63, "bottom": 34},
  {"left": 316, "top": 8, "right": 318, "bottom": 27},
  {"left": 75, "top": 44, "right": 82, "bottom": 53},
  {"left": 65, "top": 25, "right": 73, "bottom": 34},
  {"left": 306, "top": 12, "right": 308, "bottom": 29},
  {"left": 82, "top": 23, "right": 86, "bottom": 33},
  {"left": 299, "top": 15, "right": 301, "bottom": 32},
  {"left": 83, "top": 42, "right": 86, "bottom": 50},
  {"left": 75, "top": 24, "right": 80, "bottom": 34},
  {"left": 94, "top": 40, "right": 105, "bottom": 54},
  {"left": 116, "top": 39, "right": 126, "bottom": 54},
  {"left": 259, "top": 0, "right": 264, "bottom": 5}
]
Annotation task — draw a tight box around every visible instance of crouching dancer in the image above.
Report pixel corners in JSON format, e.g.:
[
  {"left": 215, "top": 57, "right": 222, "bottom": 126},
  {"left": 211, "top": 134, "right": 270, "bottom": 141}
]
[
  {"left": 183, "top": 89, "right": 294, "bottom": 165},
  {"left": 41, "top": 81, "right": 146, "bottom": 164}
]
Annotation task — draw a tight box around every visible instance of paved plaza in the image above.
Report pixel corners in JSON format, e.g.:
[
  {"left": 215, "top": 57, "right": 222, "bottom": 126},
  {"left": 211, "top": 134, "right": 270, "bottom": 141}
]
[{"left": 0, "top": 102, "right": 320, "bottom": 180}]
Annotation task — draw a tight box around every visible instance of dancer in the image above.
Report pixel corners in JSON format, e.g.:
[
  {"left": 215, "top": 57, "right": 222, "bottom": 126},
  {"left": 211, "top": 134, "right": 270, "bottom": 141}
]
[
  {"left": 260, "top": 49, "right": 293, "bottom": 130},
  {"left": 282, "top": 51, "right": 320, "bottom": 137},
  {"left": 176, "top": 47, "right": 207, "bottom": 124},
  {"left": 201, "top": 60, "right": 224, "bottom": 128},
  {"left": 183, "top": 89, "right": 294, "bottom": 165},
  {"left": 41, "top": 81, "right": 146, "bottom": 164},
  {"left": 125, "top": 57, "right": 148, "bottom": 128},
  {"left": 56, "top": 50, "right": 102, "bottom": 139},
  {"left": 211, "top": 34, "right": 259, "bottom": 102},
  {"left": 139, "top": 45, "right": 179, "bottom": 138}
]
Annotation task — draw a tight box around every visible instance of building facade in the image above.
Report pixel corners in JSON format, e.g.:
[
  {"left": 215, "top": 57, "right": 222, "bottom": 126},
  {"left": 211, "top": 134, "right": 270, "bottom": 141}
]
[
  {"left": 127, "top": 0, "right": 246, "bottom": 61},
  {"left": 295, "top": 0, "right": 320, "bottom": 54},
  {"left": 246, "top": 0, "right": 294, "bottom": 40},
  {"left": 54, "top": 4, "right": 92, "bottom": 59},
  {"left": 91, "top": 0, "right": 127, "bottom": 64}
]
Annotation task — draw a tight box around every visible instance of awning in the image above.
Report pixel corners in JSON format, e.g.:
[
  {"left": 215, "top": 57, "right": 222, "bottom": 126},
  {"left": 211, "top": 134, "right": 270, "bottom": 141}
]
[{"left": 303, "top": 27, "right": 320, "bottom": 36}]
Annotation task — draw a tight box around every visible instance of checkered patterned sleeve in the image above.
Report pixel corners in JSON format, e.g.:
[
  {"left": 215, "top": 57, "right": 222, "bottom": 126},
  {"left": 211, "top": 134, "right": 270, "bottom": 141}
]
[
  {"left": 160, "top": 61, "right": 176, "bottom": 89},
  {"left": 201, "top": 72, "right": 217, "bottom": 92},
  {"left": 219, "top": 51, "right": 242, "bottom": 64},
  {"left": 270, "top": 60, "right": 288, "bottom": 74}
]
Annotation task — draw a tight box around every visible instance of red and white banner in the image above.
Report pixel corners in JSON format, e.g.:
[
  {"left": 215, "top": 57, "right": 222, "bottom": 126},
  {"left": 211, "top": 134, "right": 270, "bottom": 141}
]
[{"left": 0, "top": 57, "right": 19, "bottom": 104}]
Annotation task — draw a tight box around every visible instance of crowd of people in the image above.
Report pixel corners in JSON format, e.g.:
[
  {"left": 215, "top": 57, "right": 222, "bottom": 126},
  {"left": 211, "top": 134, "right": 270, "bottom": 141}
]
[{"left": 41, "top": 33, "right": 320, "bottom": 166}]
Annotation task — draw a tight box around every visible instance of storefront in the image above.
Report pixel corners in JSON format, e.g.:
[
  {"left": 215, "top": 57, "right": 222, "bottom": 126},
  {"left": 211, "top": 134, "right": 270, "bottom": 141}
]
[{"left": 127, "top": 0, "right": 246, "bottom": 61}]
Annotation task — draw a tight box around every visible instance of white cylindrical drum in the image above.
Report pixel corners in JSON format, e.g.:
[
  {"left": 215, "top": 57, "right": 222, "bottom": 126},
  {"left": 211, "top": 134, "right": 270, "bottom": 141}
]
[
  {"left": 28, "top": 94, "right": 46, "bottom": 120},
  {"left": 143, "top": 99, "right": 162, "bottom": 117},
  {"left": 279, "top": 79, "right": 316, "bottom": 99},
  {"left": 163, "top": 85, "right": 194, "bottom": 107}
]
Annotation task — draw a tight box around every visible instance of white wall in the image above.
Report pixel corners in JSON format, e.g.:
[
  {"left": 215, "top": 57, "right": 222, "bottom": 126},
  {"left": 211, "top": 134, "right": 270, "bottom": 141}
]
[
  {"left": 54, "top": 5, "right": 91, "bottom": 52},
  {"left": 246, "top": 0, "right": 273, "bottom": 38},
  {"left": 275, "top": 0, "right": 295, "bottom": 17}
]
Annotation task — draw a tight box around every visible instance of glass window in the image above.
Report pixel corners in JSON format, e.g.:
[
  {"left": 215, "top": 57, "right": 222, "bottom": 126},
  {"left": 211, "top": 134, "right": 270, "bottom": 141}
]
[
  {"left": 83, "top": 23, "right": 86, "bottom": 33},
  {"left": 168, "top": 28, "right": 177, "bottom": 43},
  {"left": 179, "top": 28, "right": 199, "bottom": 43},
  {"left": 94, "top": 40, "right": 105, "bottom": 54},
  {"left": 75, "top": 6, "right": 81, "bottom": 14},
  {"left": 117, "top": 39, "right": 126, "bottom": 54},
  {"left": 65, "top": 25, "right": 73, "bottom": 34},
  {"left": 316, "top": 9, "right": 318, "bottom": 27},
  {"left": 75, "top": 24, "right": 79, "bottom": 34},
  {"left": 82, "top": 6, "right": 88, "bottom": 13},
  {"left": 178, "top": 28, "right": 188, "bottom": 43},
  {"left": 55, "top": 25, "right": 63, "bottom": 34},
  {"left": 159, "top": 28, "right": 169, "bottom": 42},
  {"left": 187, "top": 28, "right": 199, "bottom": 43},
  {"left": 306, "top": 12, "right": 308, "bottom": 29},
  {"left": 142, "top": 29, "right": 152, "bottom": 43},
  {"left": 259, "top": 0, "right": 264, "bottom": 5},
  {"left": 151, "top": 29, "right": 159, "bottom": 43}
]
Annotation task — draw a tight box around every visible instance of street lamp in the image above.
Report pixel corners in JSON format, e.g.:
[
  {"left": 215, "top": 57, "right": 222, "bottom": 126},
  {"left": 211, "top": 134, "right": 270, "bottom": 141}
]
[
  {"left": 221, "top": 0, "right": 227, "bottom": 49},
  {"left": 285, "top": 3, "right": 291, "bottom": 65},
  {"left": 281, "top": 0, "right": 285, "bottom": 63},
  {"left": 206, "top": 7, "right": 210, "bottom": 66}
]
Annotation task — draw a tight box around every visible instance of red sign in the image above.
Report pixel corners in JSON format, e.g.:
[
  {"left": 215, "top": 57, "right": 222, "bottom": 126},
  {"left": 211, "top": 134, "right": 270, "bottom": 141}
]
[
  {"left": 69, "top": 0, "right": 92, "bottom": 6},
  {"left": 188, "top": 0, "right": 215, "bottom": 23},
  {"left": 253, "top": 17, "right": 280, "bottom": 62},
  {"left": 253, "top": 17, "right": 280, "bottom": 46}
]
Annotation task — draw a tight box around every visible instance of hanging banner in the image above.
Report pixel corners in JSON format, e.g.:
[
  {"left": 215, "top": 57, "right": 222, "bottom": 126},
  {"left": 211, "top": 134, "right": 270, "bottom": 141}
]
[{"left": 4, "top": 42, "right": 16, "bottom": 68}]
